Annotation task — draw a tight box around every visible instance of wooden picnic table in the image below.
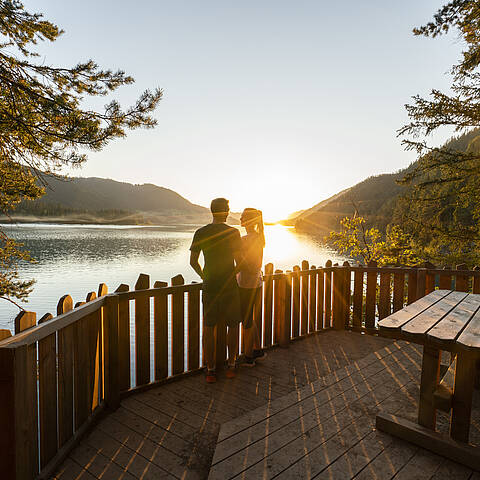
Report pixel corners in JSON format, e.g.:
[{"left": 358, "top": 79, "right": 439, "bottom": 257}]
[{"left": 376, "top": 289, "right": 480, "bottom": 470}]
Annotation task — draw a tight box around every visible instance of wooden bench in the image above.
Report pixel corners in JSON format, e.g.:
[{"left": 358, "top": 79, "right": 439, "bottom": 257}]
[{"left": 377, "top": 290, "right": 480, "bottom": 470}]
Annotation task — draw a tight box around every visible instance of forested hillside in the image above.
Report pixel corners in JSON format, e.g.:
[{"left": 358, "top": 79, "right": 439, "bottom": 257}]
[
  {"left": 295, "top": 129, "right": 480, "bottom": 264},
  {"left": 12, "top": 176, "right": 210, "bottom": 224}
]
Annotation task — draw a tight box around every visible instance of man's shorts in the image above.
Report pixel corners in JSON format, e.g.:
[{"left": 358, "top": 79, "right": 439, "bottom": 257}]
[{"left": 202, "top": 283, "right": 242, "bottom": 328}]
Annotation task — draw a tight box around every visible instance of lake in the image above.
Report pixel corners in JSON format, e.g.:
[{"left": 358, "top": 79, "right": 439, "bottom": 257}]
[{"left": 0, "top": 223, "right": 346, "bottom": 332}]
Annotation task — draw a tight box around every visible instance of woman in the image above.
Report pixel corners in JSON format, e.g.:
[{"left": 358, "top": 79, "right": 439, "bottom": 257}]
[{"left": 237, "top": 208, "right": 266, "bottom": 366}]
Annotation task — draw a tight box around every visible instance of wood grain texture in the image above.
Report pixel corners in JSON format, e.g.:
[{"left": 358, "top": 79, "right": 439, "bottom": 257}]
[
  {"left": 300, "top": 260, "right": 309, "bottom": 336},
  {"left": 135, "top": 273, "right": 150, "bottom": 386},
  {"left": 264, "top": 263, "right": 274, "bottom": 345},
  {"left": 187, "top": 284, "right": 200, "bottom": 371},
  {"left": 292, "top": 266, "right": 300, "bottom": 337},
  {"left": 376, "top": 413, "right": 480, "bottom": 471},
  {"left": 14, "top": 310, "right": 36, "bottom": 334},
  {"left": 115, "top": 284, "right": 131, "bottom": 392},
  {"left": 402, "top": 291, "right": 468, "bottom": 339},
  {"left": 393, "top": 271, "right": 405, "bottom": 313},
  {"left": 407, "top": 269, "right": 418, "bottom": 305},
  {"left": 451, "top": 351, "right": 476, "bottom": 442},
  {"left": 379, "top": 272, "right": 391, "bottom": 320},
  {"left": 433, "top": 357, "right": 455, "bottom": 412},
  {"left": 427, "top": 293, "right": 480, "bottom": 344},
  {"left": 455, "top": 264, "right": 469, "bottom": 293},
  {"left": 378, "top": 290, "right": 450, "bottom": 330},
  {"left": 365, "top": 261, "right": 377, "bottom": 329},
  {"left": 342, "top": 261, "right": 351, "bottom": 328},
  {"left": 316, "top": 269, "right": 324, "bottom": 330},
  {"left": 152, "top": 281, "right": 168, "bottom": 381},
  {"left": 38, "top": 313, "right": 58, "bottom": 468},
  {"left": 418, "top": 345, "right": 441, "bottom": 430},
  {"left": 308, "top": 266, "right": 317, "bottom": 333},
  {"left": 352, "top": 269, "right": 363, "bottom": 328},
  {"left": 57, "top": 295, "right": 74, "bottom": 448},
  {"left": 457, "top": 307, "right": 480, "bottom": 351},
  {"left": 324, "top": 260, "right": 332, "bottom": 328},
  {"left": 171, "top": 274, "right": 185, "bottom": 375}
]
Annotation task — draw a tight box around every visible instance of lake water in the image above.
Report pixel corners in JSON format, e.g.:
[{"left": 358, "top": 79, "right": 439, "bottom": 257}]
[{"left": 0, "top": 223, "right": 346, "bottom": 332}]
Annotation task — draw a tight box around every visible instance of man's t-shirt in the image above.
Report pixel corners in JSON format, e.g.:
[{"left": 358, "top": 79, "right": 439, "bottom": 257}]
[{"left": 190, "top": 223, "right": 241, "bottom": 292}]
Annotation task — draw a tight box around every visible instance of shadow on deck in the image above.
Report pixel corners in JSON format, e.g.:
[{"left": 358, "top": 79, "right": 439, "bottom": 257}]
[{"left": 52, "top": 331, "right": 480, "bottom": 480}]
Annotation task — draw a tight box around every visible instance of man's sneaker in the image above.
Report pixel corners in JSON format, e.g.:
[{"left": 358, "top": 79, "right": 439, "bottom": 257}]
[
  {"left": 253, "top": 349, "right": 266, "bottom": 361},
  {"left": 206, "top": 370, "right": 217, "bottom": 383},
  {"left": 241, "top": 356, "right": 256, "bottom": 367},
  {"left": 226, "top": 366, "right": 237, "bottom": 379}
]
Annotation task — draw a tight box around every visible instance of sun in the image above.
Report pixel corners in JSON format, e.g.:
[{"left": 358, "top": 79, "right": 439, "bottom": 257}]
[{"left": 257, "top": 202, "right": 293, "bottom": 223}]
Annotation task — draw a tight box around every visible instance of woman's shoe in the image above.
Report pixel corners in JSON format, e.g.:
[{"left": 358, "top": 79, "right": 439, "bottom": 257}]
[
  {"left": 226, "top": 365, "right": 237, "bottom": 379},
  {"left": 253, "top": 349, "right": 266, "bottom": 361},
  {"left": 241, "top": 356, "right": 256, "bottom": 367},
  {"left": 206, "top": 370, "right": 217, "bottom": 383}
]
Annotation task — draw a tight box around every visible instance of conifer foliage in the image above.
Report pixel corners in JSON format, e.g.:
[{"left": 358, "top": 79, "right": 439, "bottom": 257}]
[
  {"left": 399, "top": 0, "right": 480, "bottom": 258},
  {"left": 0, "top": 1, "right": 162, "bottom": 305}
]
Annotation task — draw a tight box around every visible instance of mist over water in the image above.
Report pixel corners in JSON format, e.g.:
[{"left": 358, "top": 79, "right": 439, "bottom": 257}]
[{"left": 0, "top": 223, "right": 346, "bottom": 331}]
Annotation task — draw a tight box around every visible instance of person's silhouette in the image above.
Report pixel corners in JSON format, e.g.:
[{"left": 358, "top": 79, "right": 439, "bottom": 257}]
[{"left": 189, "top": 198, "right": 242, "bottom": 382}]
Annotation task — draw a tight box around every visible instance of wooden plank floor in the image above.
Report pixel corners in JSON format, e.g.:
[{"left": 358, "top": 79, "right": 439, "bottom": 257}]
[
  {"left": 51, "top": 331, "right": 479, "bottom": 479},
  {"left": 209, "top": 342, "right": 480, "bottom": 479}
]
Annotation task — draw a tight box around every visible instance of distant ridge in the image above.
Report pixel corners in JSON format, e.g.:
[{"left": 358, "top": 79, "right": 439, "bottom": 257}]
[
  {"left": 14, "top": 175, "right": 211, "bottom": 224},
  {"left": 294, "top": 172, "right": 405, "bottom": 235},
  {"left": 294, "top": 129, "right": 480, "bottom": 236}
]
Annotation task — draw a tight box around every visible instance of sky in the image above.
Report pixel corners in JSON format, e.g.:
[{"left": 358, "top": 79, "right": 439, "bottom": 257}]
[{"left": 24, "top": 0, "right": 461, "bottom": 221}]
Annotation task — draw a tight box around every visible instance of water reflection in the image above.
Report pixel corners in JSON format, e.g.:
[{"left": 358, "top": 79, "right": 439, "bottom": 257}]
[{"left": 0, "top": 223, "right": 346, "bottom": 330}]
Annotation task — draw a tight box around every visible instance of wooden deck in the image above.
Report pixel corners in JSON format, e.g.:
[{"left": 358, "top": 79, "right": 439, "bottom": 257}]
[{"left": 52, "top": 331, "right": 480, "bottom": 480}]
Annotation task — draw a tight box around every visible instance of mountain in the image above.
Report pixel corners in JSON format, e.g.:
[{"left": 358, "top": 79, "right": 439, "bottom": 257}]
[
  {"left": 295, "top": 129, "right": 480, "bottom": 238},
  {"left": 294, "top": 172, "right": 407, "bottom": 235},
  {"left": 13, "top": 175, "right": 211, "bottom": 224}
]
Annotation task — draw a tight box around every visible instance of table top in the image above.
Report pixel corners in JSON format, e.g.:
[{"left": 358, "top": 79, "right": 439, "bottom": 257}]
[{"left": 378, "top": 290, "right": 480, "bottom": 352}]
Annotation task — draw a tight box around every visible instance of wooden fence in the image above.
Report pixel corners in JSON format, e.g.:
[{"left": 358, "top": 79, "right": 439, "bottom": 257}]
[{"left": 1, "top": 261, "right": 480, "bottom": 479}]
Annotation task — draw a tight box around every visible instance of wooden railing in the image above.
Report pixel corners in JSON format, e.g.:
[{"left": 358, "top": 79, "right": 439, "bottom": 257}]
[{"left": 1, "top": 260, "right": 480, "bottom": 479}]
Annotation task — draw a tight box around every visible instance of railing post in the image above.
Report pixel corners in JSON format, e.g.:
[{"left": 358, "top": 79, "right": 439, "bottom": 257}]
[
  {"left": 0, "top": 310, "right": 39, "bottom": 480},
  {"left": 171, "top": 275, "right": 185, "bottom": 375},
  {"left": 407, "top": 267, "right": 418, "bottom": 304},
  {"left": 104, "top": 294, "right": 120, "bottom": 410},
  {"left": 292, "top": 265, "right": 300, "bottom": 337},
  {"left": 0, "top": 343, "right": 40, "bottom": 480},
  {"left": 135, "top": 273, "right": 151, "bottom": 386},
  {"left": 425, "top": 262, "right": 436, "bottom": 294},
  {"left": 115, "top": 284, "right": 131, "bottom": 392},
  {"left": 309, "top": 265, "right": 317, "bottom": 333},
  {"left": 324, "top": 260, "right": 332, "bottom": 328},
  {"left": 285, "top": 271, "right": 292, "bottom": 342},
  {"left": 416, "top": 268, "right": 427, "bottom": 299},
  {"left": 332, "top": 264, "right": 344, "bottom": 330},
  {"left": 365, "top": 260, "right": 377, "bottom": 328},
  {"left": 274, "top": 270, "right": 288, "bottom": 347},
  {"left": 342, "top": 261, "right": 351, "bottom": 328},
  {"left": 300, "top": 260, "right": 309, "bottom": 335},
  {"left": 263, "top": 263, "right": 274, "bottom": 347},
  {"left": 352, "top": 266, "right": 363, "bottom": 328},
  {"left": 153, "top": 281, "right": 168, "bottom": 380},
  {"left": 455, "top": 264, "right": 468, "bottom": 292}
]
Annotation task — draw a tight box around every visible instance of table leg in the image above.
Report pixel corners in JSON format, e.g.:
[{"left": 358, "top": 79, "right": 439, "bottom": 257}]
[
  {"left": 418, "top": 345, "right": 441, "bottom": 430},
  {"left": 450, "top": 351, "right": 476, "bottom": 443}
]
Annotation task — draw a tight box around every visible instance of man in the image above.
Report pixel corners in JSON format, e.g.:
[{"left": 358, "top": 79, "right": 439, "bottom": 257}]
[{"left": 190, "top": 197, "right": 242, "bottom": 383}]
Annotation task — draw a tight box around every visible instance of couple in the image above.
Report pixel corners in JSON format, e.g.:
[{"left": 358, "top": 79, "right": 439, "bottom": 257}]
[{"left": 189, "top": 197, "right": 265, "bottom": 383}]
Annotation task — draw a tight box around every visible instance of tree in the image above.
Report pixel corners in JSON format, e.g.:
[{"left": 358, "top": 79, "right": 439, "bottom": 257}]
[
  {"left": 0, "top": 1, "right": 162, "bottom": 306},
  {"left": 398, "top": 0, "right": 480, "bottom": 259},
  {"left": 327, "top": 216, "right": 421, "bottom": 266}
]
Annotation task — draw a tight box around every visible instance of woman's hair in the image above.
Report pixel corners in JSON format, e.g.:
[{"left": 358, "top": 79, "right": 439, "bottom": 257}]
[{"left": 241, "top": 208, "right": 265, "bottom": 247}]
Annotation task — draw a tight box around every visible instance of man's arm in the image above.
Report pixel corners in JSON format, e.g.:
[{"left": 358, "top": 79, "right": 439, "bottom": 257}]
[{"left": 190, "top": 250, "right": 204, "bottom": 280}]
